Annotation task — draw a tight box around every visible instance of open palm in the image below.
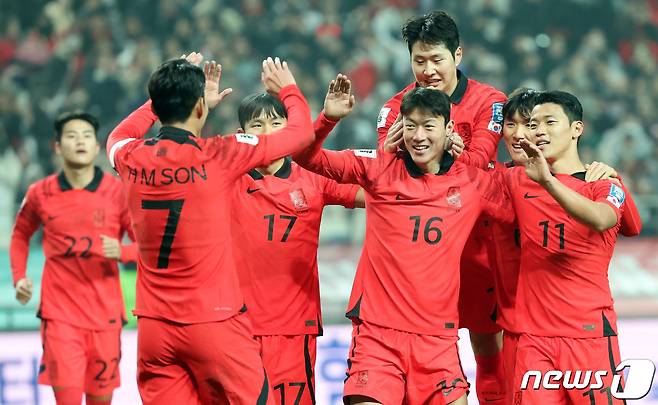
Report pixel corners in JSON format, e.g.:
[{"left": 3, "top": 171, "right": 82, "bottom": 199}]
[
  {"left": 204, "top": 60, "right": 233, "bottom": 109},
  {"left": 323, "top": 74, "right": 356, "bottom": 121},
  {"left": 520, "top": 139, "right": 551, "bottom": 183}
]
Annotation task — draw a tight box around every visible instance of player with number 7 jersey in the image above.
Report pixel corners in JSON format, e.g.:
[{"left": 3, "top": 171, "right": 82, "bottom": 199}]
[{"left": 106, "top": 55, "right": 314, "bottom": 404}]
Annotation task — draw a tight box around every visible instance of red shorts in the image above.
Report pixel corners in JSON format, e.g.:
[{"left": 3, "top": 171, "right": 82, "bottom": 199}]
[
  {"left": 458, "top": 246, "right": 500, "bottom": 334},
  {"left": 38, "top": 319, "right": 121, "bottom": 396},
  {"left": 257, "top": 335, "right": 317, "bottom": 405},
  {"left": 344, "top": 321, "right": 469, "bottom": 404},
  {"left": 503, "top": 331, "right": 520, "bottom": 405},
  {"left": 137, "top": 313, "right": 270, "bottom": 405},
  {"left": 513, "top": 334, "right": 625, "bottom": 405}
]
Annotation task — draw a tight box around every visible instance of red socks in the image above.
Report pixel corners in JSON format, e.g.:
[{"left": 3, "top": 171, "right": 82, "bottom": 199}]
[{"left": 475, "top": 352, "right": 506, "bottom": 403}]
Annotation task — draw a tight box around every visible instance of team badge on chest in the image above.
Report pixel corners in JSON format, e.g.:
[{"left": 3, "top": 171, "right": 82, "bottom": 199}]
[
  {"left": 446, "top": 187, "right": 462, "bottom": 210},
  {"left": 93, "top": 209, "right": 106, "bottom": 228},
  {"left": 289, "top": 189, "right": 309, "bottom": 212}
]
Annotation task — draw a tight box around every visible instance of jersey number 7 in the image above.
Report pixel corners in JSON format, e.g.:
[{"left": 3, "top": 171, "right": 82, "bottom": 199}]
[{"left": 142, "top": 199, "right": 185, "bottom": 268}]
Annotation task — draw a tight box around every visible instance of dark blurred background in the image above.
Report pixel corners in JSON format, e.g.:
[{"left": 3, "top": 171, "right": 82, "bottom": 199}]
[{"left": 1, "top": 0, "right": 657, "bottom": 331}]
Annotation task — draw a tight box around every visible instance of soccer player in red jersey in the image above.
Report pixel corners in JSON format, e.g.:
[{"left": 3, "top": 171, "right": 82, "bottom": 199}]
[
  {"left": 10, "top": 111, "right": 137, "bottom": 405},
  {"left": 486, "top": 88, "right": 641, "bottom": 405},
  {"left": 503, "top": 91, "right": 635, "bottom": 404},
  {"left": 231, "top": 75, "right": 364, "bottom": 405},
  {"left": 106, "top": 53, "right": 315, "bottom": 404},
  {"left": 379, "top": 11, "right": 508, "bottom": 403},
  {"left": 294, "top": 87, "right": 514, "bottom": 405}
]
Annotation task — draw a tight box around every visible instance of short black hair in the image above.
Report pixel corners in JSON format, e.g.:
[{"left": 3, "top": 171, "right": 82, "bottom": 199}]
[
  {"left": 147, "top": 58, "right": 205, "bottom": 125},
  {"left": 502, "top": 88, "right": 538, "bottom": 122},
  {"left": 238, "top": 93, "right": 287, "bottom": 129},
  {"left": 54, "top": 111, "right": 99, "bottom": 142},
  {"left": 402, "top": 11, "right": 460, "bottom": 56},
  {"left": 533, "top": 90, "right": 583, "bottom": 123},
  {"left": 400, "top": 87, "right": 451, "bottom": 124}
]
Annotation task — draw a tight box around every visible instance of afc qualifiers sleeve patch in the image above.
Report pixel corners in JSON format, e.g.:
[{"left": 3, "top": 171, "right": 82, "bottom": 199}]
[
  {"left": 377, "top": 107, "right": 391, "bottom": 129},
  {"left": 487, "top": 102, "right": 504, "bottom": 134},
  {"left": 236, "top": 133, "right": 259, "bottom": 145},
  {"left": 353, "top": 149, "right": 377, "bottom": 158},
  {"left": 606, "top": 183, "right": 626, "bottom": 209}
]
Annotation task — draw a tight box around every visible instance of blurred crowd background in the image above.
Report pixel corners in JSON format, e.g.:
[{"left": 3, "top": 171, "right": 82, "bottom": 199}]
[{"left": 0, "top": 0, "right": 657, "bottom": 242}]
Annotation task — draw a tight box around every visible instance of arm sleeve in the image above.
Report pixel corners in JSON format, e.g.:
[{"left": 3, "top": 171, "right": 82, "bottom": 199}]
[
  {"left": 292, "top": 112, "right": 375, "bottom": 186},
  {"left": 210, "top": 85, "right": 315, "bottom": 176},
  {"left": 106, "top": 100, "right": 158, "bottom": 170},
  {"left": 118, "top": 199, "right": 138, "bottom": 263},
  {"left": 293, "top": 111, "right": 338, "bottom": 164},
  {"left": 458, "top": 92, "right": 506, "bottom": 169},
  {"left": 321, "top": 177, "right": 360, "bottom": 208},
  {"left": 617, "top": 176, "right": 642, "bottom": 236},
  {"left": 9, "top": 186, "right": 42, "bottom": 285},
  {"left": 471, "top": 167, "right": 515, "bottom": 224},
  {"left": 592, "top": 180, "right": 625, "bottom": 224}
]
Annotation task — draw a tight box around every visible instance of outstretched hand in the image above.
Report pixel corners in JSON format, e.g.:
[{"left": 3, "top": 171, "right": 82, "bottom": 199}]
[
  {"left": 585, "top": 161, "right": 620, "bottom": 184},
  {"left": 180, "top": 52, "right": 232, "bottom": 109},
  {"left": 520, "top": 139, "right": 552, "bottom": 184},
  {"left": 203, "top": 60, "right": 233, "bottom": 109},
  {"left": 323, "top": 74, "right": 356, "bottom": 121},
  {"left": 261, "top": 57, "right": 296, "bottom": 95}
]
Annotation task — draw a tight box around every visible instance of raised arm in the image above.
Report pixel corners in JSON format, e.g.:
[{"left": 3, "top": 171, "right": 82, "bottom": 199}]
[
  {"left": 292, "top": 74, "right": 373, "bottom": 186},
  {"left": 457, "top": 92, "right": 506, "bottom": 169},
  {"left": 521, "top": 140, "right": 620, "bottom": 232}
]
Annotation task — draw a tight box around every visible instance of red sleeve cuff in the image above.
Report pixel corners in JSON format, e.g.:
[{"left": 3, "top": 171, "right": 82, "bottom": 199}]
[
  {"left": 120, "top": 243, "right": 138, "bottom": 264},
  {"left": 278, "top": 84, "right": 301, "bottom": 99}
]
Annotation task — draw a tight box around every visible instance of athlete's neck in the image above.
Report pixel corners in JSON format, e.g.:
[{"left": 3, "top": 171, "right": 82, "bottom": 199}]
[
  {"left": 445, "top": 73, "right": 459, "bottom": 99},
  {"left": 416, "top": 154, "right": 442, "bottom": 175},
  {"left": 62, "top": 164, "right": 96, "bottom": 189},
  {"left": 256, "top": 158, "right": 285, "bottom": 176},
  {"left": 168, "top": 122, "right": 201, "bottom": 137},
  {"left": 548, "top": 150, "right": 586, "bottom": 175}
]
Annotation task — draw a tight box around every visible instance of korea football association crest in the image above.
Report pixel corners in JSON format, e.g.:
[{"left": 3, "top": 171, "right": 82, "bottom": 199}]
[
  {"left": 289, "top": 188, "right": 310, "bottom": 212},
  {"left": 446, "top": 187, "right": 462, "bottom": 210},
  {"left": 93, "top": 209, "right": 106, "bottom": 228}
]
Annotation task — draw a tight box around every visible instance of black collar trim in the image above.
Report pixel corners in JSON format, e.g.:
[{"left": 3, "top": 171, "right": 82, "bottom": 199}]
[
  {"left": 248, "top": 156, "right": 292, "bottom": 180},
  {"left": 147, "top": 126, "right": 201, "bottom": 150},
  {"left": 58, "top": 166, "right": 103, "bottom": 192},
  {"left": 450, "top": 70, "right": 468, "bottom": 104},
  {"left": 402, "top": 151, "right": 455, "bottom": 178},
  {"left": 571, "top": 171, "right": 586, "bottom": 181}
]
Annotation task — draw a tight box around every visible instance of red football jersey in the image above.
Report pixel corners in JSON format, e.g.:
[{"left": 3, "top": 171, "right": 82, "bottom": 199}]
[
  {"left": 10, "top": 168, "right": 135, "bottom": 330},
  {"left": 294, "top": 125, "right": 513, "bottom": 336},
  {"left": 231, "top": 154, "right": 358, "bottom": 336},
  {"left": 489, "top": 164, "right": 642, "bottom": 334},
  {"left": 506, "top": 167, "right": 625, "bottom": 338},
  {"left": 106, "top": 85, "right": 314, "bottom": 324},
  {"left": 484, "top": 162, "right": 521, "bottom": 333},
  {"left": 376, "top": 70, "right": 506, "bottom": 169}
]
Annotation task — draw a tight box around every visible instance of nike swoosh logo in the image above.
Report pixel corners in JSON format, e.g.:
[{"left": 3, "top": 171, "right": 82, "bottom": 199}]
[
  {"left": 247, "top": 187, "right": 261, "bottom": 194},
  {"left": 524, "top": 192, "right": 539, "bottom": 199}
]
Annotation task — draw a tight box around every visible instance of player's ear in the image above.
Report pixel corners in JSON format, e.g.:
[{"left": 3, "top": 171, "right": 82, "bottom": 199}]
[
  {"left": 236, "top": 127, "right": 245, "bottom": 134},
  {"left": 195, "top": 97, "right": 205, "bottom": 119},
  {"left": 453, "top": 47, "right": 463, "bottom": 66},
  {"left": 54, "top": 141, "right": 62, "bottom": 156},
  {"left": 445, "top": 119, "right": 455, "bottom": 134},
  {"left": 571, "top": 120, "right": 584, "bottom": 140}
]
